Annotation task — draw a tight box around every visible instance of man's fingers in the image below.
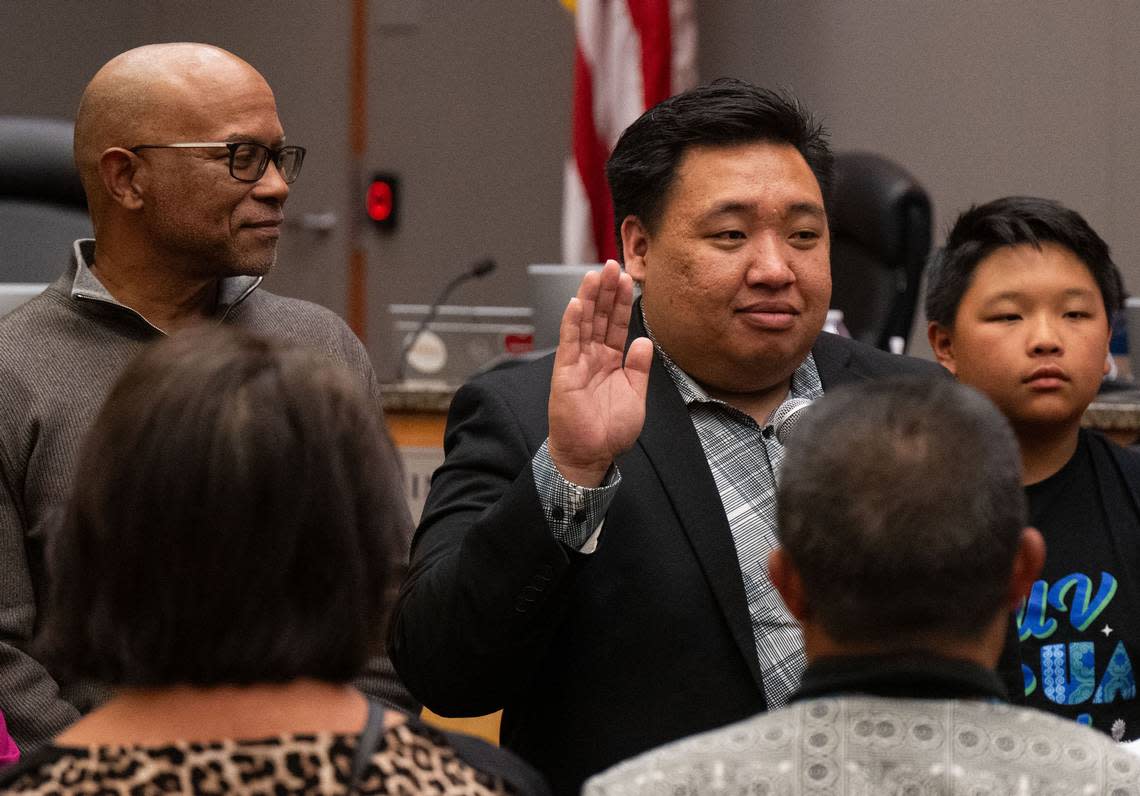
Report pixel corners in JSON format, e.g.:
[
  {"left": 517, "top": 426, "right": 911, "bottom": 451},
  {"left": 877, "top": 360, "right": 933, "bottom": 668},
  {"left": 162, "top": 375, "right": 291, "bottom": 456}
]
[
  {"left": 554, "top": 296, "right": 583, "bottom": 369},
  {"left": 576, "top": 269, "right": 601, "bottom": 345},
  {"left": 592, "top": 260, "right": 622, "bottom": 342},
  {"left": 604, "top": 271, "right": 635, "bottom": 350},
  {"left": 624, "top": 337, "right": 653, "bottom": 398}
]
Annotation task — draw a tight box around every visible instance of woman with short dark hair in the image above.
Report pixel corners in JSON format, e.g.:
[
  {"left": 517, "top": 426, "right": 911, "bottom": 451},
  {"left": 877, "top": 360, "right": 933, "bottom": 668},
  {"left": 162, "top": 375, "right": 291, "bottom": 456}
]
[{"left": 1, "top": 326, "right": 548, "bottom": 794}]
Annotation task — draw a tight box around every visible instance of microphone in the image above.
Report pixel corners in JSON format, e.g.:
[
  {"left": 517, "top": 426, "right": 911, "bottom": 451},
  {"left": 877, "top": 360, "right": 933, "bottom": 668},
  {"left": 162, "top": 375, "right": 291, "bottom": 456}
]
[
  {"left": 771, "top": 397, "right": 814, "bottom": 446},
  {"left": 396, "top": 258, "right": 497, "bottom": 382}
]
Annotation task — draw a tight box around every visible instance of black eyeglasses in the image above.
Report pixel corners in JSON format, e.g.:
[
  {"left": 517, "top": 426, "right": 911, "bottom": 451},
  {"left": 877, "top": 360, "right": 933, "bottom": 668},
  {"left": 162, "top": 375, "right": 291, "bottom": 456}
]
[{"left": 128, "top": 141, "right": 306, "bottom": 184}]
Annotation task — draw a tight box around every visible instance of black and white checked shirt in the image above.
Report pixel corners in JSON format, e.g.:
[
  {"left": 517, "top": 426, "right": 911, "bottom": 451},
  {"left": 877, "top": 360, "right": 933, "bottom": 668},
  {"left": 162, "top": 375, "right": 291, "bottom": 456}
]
[{"left": 531, "top": 321, "right": 824, "bottom": 709}]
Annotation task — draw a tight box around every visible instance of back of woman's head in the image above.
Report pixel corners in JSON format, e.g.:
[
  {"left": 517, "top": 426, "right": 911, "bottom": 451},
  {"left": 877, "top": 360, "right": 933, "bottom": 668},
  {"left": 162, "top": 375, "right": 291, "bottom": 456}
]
[{"left": 41, "top": 325, "right": 409, "bottom": 686}]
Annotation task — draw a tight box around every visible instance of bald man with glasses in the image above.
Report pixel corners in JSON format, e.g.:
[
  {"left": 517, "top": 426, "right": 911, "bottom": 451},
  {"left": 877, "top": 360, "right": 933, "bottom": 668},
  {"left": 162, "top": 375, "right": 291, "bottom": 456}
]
[{"left": 0, "top": 43, "right": 414, "bottom": 754}]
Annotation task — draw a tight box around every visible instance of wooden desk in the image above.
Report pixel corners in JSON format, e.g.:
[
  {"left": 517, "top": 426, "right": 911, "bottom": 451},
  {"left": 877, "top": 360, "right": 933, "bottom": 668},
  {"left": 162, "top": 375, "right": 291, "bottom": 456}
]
[
  {"left": 1084, "top": 389, "right": 1140, "bottom": 446},
  {"left": 383, "top": 385, "right": 452, "bottom": 526},
  {"left": 384, "top": 384, "right": 1140, "bottom": 449}
]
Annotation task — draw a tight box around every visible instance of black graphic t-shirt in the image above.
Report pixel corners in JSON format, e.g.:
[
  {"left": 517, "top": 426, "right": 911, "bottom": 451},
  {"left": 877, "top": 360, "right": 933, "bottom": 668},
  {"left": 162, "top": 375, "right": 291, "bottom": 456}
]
[{"left": 1015, "top": 429, "right": 1140, "bottom": 741}]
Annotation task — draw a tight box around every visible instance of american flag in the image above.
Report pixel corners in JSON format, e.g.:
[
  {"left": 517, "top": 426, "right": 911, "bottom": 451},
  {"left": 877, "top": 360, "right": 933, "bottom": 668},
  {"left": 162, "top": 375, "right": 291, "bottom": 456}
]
[{"left": 561, "top": 0, "right": 697, "bottom": 265}]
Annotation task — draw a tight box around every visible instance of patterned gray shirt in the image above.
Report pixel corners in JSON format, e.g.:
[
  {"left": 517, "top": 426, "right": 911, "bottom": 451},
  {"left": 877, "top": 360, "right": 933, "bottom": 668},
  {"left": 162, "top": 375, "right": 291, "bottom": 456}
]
[
  {"left": 531, "top": 317, "right": 823, "bottom": 710},
  {"left": 584, "top": 696, "right": 1140, "bottom": 794}
]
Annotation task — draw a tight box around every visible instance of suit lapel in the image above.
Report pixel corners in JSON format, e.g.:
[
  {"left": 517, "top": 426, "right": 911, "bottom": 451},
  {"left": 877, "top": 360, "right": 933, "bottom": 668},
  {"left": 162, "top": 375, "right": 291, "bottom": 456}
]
[
  {"left": 810, "top": 331, "right": 857, "bottom": 390},
  {"left": 626, "top": 306, "right": 766, "bottom": 692}
]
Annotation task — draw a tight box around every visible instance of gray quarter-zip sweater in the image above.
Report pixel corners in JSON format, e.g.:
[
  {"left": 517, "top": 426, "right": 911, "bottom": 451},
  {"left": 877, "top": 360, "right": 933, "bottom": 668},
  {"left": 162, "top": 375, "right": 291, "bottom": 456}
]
[{"left": 0, "top": 240, "right": 414, "bottom": 753}]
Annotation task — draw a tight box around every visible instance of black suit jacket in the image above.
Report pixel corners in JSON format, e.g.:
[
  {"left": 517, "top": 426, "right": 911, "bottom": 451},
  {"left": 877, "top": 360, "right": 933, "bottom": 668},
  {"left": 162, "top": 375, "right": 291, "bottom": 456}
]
[{"left": 389, "top": 315, "right": 945, "bottom": 795}]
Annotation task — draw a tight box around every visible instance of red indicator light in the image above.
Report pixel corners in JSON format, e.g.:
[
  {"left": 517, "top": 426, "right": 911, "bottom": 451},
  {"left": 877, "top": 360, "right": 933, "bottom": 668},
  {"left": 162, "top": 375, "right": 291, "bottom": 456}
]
[
  {"left": 366, "top": 174, "right": 398, "bottom": 229},
  {"left": 367, "top": 181, "right": 392, "bottom": 221},
  {"left": 505, "top": 334, "right": 534, "bottom": 354}
]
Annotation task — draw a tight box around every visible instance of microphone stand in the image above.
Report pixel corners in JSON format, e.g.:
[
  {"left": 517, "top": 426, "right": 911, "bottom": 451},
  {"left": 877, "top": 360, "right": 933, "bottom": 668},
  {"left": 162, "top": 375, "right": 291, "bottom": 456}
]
[{"left": 396, "top": 258, "right": 496, "bottom": 382}]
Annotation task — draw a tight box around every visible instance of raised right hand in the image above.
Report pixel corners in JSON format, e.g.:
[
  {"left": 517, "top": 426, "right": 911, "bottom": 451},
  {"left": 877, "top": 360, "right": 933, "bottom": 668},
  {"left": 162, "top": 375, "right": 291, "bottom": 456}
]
[{"left": 547, "top": 260, "right": 653, "bottom": 487}]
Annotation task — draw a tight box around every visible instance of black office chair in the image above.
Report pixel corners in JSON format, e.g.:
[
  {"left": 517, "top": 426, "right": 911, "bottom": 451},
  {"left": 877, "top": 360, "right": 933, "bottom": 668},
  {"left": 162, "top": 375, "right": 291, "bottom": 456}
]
[
  {"left": 828, "top": 152, "right": 932, "bottom": 352},
  {"left": 0, "top": 116, "right": 92, "bottom": 283}
]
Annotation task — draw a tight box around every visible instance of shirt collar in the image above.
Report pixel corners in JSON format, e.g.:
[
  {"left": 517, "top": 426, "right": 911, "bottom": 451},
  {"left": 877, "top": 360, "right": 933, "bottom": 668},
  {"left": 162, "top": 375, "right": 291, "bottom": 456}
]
[
  {"left": 69, "top": 238, "right": 262, "bottom": 327},
  {"left": 640, "top": 303, "right": 824, "bottom": 416},
  {"left": 794, "top": 654, "right": 1009, "bottom": 703}
]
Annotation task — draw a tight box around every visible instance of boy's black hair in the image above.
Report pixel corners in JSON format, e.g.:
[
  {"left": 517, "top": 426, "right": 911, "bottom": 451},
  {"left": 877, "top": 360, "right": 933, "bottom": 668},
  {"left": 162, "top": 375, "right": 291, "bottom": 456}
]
[{"left": 925, "top": 196, "right": 1123, "bottom": 328}]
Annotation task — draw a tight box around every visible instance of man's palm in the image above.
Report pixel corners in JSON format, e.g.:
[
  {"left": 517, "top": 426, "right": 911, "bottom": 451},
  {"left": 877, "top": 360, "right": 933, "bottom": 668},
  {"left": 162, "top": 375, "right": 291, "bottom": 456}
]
[{"left": 548, "top": 262, "right": 652, "bottom": 487}]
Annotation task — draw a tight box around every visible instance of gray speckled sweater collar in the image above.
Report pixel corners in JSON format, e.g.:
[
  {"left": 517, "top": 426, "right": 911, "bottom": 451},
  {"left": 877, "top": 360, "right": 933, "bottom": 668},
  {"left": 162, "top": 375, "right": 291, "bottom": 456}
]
[{"left": 68, "top": 239, "right": 262, "bottom": 333}]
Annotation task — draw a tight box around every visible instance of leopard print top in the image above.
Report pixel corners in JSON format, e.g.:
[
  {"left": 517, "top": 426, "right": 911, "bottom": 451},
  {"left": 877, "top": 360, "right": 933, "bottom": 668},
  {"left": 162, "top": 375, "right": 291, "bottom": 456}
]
[{"left": 3, "top": 720, "right": 529, "bottom": 794}]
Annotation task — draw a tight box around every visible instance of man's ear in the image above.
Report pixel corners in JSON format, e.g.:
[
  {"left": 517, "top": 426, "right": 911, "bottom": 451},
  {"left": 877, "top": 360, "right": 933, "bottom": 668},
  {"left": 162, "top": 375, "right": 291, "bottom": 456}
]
[
  {"left": 621, "top": 216, "right": 650, "bottom": 283},
  {"left": 1007, "top": 527, "right": 1046, "bottom": 609},
  {"left": 98, "top": 148, "right": 145, "bottom": 211},
  {"left": 768, "top": 548, "right": 809, "bottom": 623},
  {"left": 927, "top": 321, "right": 958, "bottom": 376}
]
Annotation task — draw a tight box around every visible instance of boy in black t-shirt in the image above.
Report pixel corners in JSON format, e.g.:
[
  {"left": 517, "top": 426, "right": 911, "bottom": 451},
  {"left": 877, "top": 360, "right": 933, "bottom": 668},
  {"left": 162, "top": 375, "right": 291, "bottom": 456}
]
[{"left": 926, "top": 196, "right": 1140, "bottom": 741}]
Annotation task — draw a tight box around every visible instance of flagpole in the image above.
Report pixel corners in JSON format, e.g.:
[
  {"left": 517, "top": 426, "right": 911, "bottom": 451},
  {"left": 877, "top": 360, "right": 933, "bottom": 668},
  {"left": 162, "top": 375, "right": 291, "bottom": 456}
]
[{"left": 347, "top": 0, "right": 368, "bottom": 339}]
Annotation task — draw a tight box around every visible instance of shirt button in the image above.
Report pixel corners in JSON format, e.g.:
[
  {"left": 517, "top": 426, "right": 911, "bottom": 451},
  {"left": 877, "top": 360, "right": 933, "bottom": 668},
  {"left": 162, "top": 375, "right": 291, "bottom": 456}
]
[
  {"left": 572, "top": 509, "right": 587, "bottom": 524},
  {"left": 762, "top": 426, "right": 774, "bottom": 439},
  {"left": 551, "top": 506, "right": 564, "bottom": 521}
]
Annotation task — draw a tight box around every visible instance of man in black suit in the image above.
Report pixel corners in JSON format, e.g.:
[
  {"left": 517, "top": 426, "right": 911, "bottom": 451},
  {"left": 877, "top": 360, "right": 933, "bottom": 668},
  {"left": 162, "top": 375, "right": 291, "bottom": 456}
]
[{"left": 389, "top": 79, "right": 943, "bottom": 794}]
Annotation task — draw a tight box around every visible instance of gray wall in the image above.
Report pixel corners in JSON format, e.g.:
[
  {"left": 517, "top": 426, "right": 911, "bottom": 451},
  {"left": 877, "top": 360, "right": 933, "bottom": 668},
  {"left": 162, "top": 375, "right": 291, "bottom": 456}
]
[
  {"left": 0, "top": 0, "right": 571, "bottom": 377},
  {"left": 701, "top": 0, "right": 1140, "bottom": 351},
  {"left": 366, "top": 3, "right": 572, "bottom": 376},
  {"left": 6, "top": 1, "right": 1137, "bottom": 362}
]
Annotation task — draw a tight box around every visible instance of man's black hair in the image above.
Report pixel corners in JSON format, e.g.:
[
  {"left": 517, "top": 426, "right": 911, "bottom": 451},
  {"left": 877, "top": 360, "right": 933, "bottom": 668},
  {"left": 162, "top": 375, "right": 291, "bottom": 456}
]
[
  {"left": 778, "top": 376, "right": 1025, "bottom": 645},
  {"left": 925, "top": 195, "right": 1123, "bottom": 328},
  {"left": 605, "top": 78, "right": 833, "bottom": 257}
]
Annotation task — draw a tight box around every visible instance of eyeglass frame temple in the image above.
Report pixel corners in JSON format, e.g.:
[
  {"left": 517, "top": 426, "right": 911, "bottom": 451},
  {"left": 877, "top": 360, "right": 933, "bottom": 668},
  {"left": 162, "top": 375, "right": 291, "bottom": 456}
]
[{"left": 127, "top": 142, "right": 306, "bottom": 183}]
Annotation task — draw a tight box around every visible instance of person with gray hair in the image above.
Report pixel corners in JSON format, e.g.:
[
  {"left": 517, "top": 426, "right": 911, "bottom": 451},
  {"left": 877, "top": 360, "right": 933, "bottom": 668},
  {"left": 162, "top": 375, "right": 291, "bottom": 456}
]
[{"left": 586, "top": 377, "right": 1140, "bottom": 794}]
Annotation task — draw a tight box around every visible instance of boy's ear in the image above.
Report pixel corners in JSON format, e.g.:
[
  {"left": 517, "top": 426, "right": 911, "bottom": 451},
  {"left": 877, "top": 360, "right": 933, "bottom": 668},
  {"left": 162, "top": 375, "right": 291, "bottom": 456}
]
[{"left": 927, "top": 321, "right": 958, "bottom": 375}]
